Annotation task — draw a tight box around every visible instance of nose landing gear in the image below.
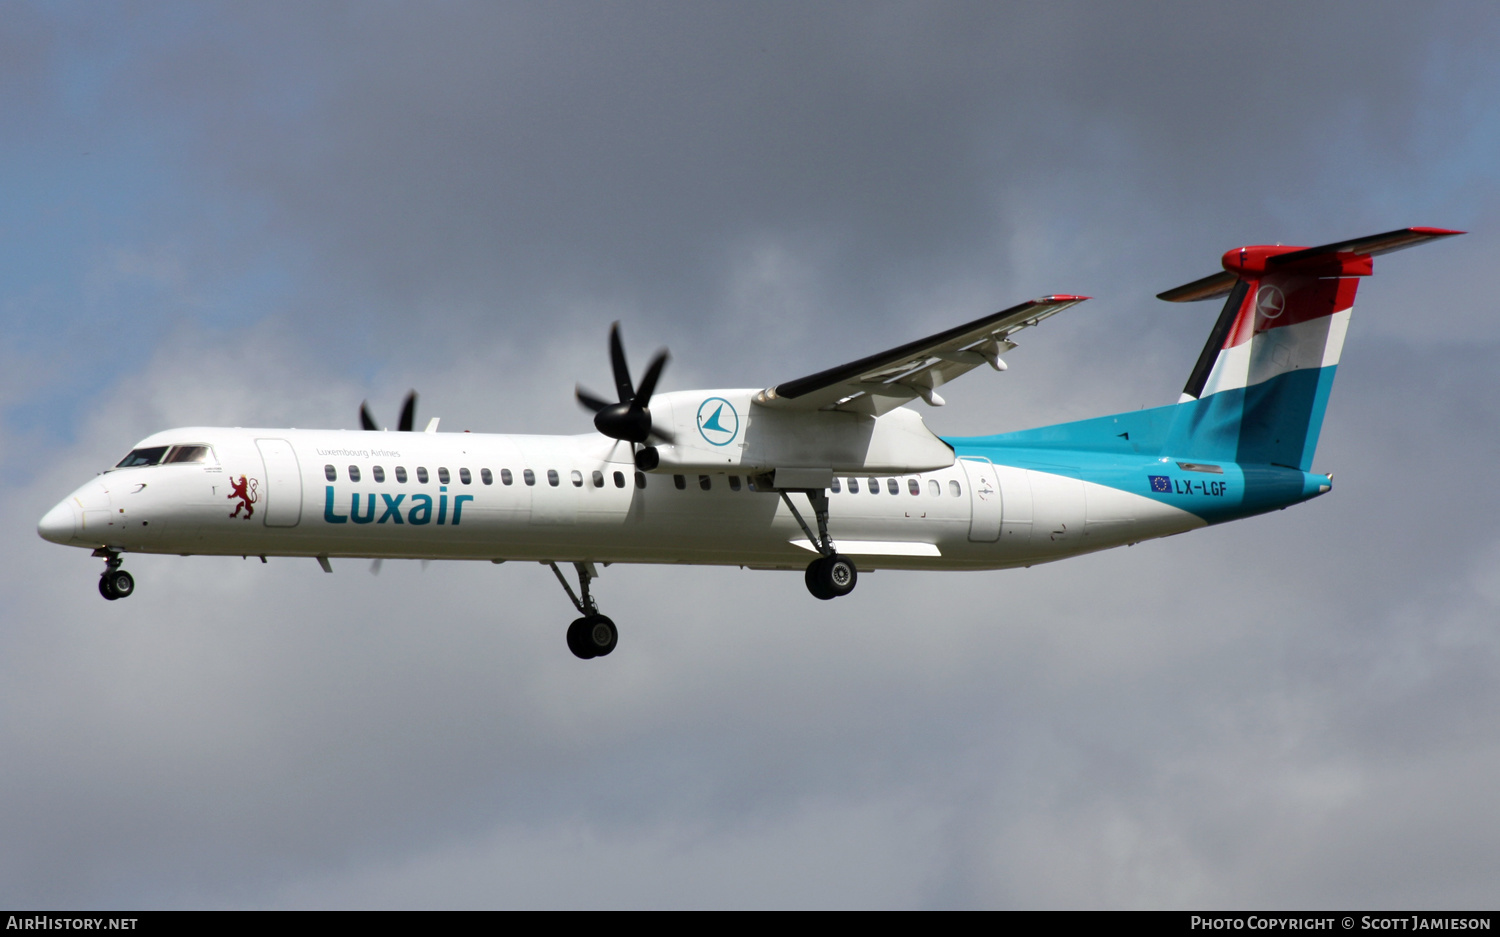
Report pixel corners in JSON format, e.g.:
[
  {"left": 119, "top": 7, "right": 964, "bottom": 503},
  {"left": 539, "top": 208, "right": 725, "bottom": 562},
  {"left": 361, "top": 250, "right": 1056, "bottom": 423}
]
[
  {"left": 94, "top": 550, "right": 135, "bottom": 600},
  {"left": 548, "top": 561, "right": 617, "bottom": 659}
]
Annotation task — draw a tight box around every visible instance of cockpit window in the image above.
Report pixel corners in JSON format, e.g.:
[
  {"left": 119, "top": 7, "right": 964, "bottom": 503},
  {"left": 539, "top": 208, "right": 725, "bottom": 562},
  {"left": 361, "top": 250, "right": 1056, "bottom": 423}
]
[
  {"left": 115, "top": 444, "right": 216, "bottom": 470},
  {"left": 164, "top": 445, "right": 213, "bottom": 464},
  {"left": 116, "top": 446, "right": 169, "bottom": 468}
]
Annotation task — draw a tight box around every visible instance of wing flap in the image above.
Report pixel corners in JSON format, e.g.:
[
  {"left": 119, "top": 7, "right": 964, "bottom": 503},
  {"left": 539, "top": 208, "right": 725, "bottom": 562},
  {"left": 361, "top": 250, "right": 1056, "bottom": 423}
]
[
  {"left": 790, "top": 539, "right": 942, "bottom": 557},
  {"left": 758, "top": 294, "right": 1089, "bottom": 413}
]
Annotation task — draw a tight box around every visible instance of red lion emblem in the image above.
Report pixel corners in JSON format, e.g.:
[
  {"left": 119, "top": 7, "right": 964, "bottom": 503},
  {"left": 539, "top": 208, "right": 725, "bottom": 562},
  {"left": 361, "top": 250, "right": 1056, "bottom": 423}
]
[{"left": 228, "top": 475, "right": 260, "bottom": 519}]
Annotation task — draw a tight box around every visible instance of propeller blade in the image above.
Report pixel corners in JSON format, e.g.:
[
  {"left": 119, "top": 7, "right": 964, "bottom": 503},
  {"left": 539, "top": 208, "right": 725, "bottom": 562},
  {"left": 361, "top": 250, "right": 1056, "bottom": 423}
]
[
  {"left": 635, "top": 350, "right": 669, "bottom": 407},
  {"left": 647, "top": 424, "right": 676, "bottom": 444},
  {"left": 576, "top": 386, "right": 611, "bottom": 413},
  {"left": 609, "top": 322, "right": 635, "bottom": 404},
  {"left": 583, "top": 323, "right": 672, "bottom": 444},
  {"left": 397, "top": 391, "right": 418, "bottom": 432},
  {"left": 359, "top": 402, "right": 380, "bottom": 431}
]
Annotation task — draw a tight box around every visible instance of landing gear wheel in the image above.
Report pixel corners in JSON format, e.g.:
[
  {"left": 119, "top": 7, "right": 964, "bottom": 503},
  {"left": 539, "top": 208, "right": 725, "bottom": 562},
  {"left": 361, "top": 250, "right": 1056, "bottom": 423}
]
[
  {"left": 566, "top": 615, "right": 618, "bottom": 659},
  {"left": 805, "top": 554, "right": 856, "bottom": 600},
  {"left": 586, "top": 615, "right": 617, "bottom": 657},
  {"left": 99, "top": 569, "right": 133, "bottom": 600},
  {"left": 106, "top": 569, "right": 134, "bottom": 599},
  {"left": 805, "top": 560, "right": 833, "bottom": 600}
]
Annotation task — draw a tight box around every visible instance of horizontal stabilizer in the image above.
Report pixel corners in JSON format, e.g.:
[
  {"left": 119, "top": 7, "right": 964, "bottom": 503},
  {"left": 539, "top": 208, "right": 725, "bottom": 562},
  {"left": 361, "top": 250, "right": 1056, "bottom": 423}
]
[
  {"left": 1157, "top": 226, "right": 1464, "bottom": 302},
  {"left": 1157, "top": 270, "right": 1238, "bottom": 303}
]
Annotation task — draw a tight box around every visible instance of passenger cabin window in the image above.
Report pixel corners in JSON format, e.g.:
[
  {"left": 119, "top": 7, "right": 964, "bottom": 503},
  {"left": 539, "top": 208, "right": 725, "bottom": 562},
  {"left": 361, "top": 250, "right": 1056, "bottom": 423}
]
[
  {"left": 438, "top": 467, "right": 450, "bottom": 484},
  {"left": 523, "top": 469, "right": 535, "bottom": 486},
  {"left": 571, "top": 470, "right": 583, "bottom": 488},
  {"left": 848, "top": 478, "right": 859, "bottom": 493},
  {"left": 928, "top": 479, "right": 940, "bottom": 496},
  {"left": 673, "top": 474, "right": 686, "bottom": 490},
  {"left": 729, "top": 476, "right": 742, "bottom": 492},
  {"left": 481, "top": 468, "right": 494, "bottom": 485},
  {"left": 348, "top": 465, "right": 361, "bottom": 483},
  {"left": 830, "top": 478, "right": 841, "bottom": 493},
  {"left": 416, "top": 467, "right": 429, "bottom": 484},
  {"left": 908, "top": 478, "right": 920, "bottom": 496},
  {"left": 164, "top": 445, "right": 212, "bottom": 464},
  {"left": 868, "top": 477, "right": 879, "bottom": 494},
  {"left": 949, "top": 480, "right": 961, "bottom": 497},
  {"left": 699, "top": 475, "right": 711, "bottom": 491},
  {"left": 886, "top": 478, "right": 899, "bottom": 495},
  {"left": 499, "top": 469, "right": 512, "bottom": 485},
  {"left": 116, "top": 447, "right": 169, "bottom": 468},
  {"left": 460, "top": 468, "right": 472, "bottom": 485},
  {"left": 635, "top": 471, "right": 646, "bottom": 489},
  {"left": 592, "top": 470, "right": 604, "bottom": 488},
  {"left": 324, "top": 464, "right": 337, "bottom": 482},
  {"left": 373, "top": 466, "right": 385, "bottom": 483},
  {"left": 395, "top": 466, "right": 408, "bottom": 483},
  {"left": 547, "top": 469, "right": 560, "bottom": 487},
  {"left": 613, "top": 471, "right": 625, "bottom": 488}
]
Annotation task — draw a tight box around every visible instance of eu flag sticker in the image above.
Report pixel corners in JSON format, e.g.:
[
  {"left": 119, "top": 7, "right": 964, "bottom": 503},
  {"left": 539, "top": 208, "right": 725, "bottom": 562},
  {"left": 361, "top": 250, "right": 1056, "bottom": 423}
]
[{"left": 1149, "top": 475, "right": 1171, "bottom": 493}]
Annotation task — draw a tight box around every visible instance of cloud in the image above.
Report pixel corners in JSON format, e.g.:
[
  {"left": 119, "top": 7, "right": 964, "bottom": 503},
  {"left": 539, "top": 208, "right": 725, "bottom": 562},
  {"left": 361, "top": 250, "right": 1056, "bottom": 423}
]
[{"left": 4, "top": 0, "right": 1499, "bottom": 909}]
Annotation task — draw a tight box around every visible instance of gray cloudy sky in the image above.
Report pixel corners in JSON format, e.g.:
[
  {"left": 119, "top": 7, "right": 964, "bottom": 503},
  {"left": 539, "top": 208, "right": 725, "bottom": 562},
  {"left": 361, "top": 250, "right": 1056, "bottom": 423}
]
[{"left": 3, "top": 1, "right": 1498, "bottom": 909}]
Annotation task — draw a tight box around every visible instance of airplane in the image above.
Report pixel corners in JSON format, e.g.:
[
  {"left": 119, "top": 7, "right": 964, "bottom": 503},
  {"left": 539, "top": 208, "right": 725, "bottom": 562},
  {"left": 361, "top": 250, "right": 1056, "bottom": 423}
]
[{"left": 38, "top": 226, "right": 1461, "bottom": 659}]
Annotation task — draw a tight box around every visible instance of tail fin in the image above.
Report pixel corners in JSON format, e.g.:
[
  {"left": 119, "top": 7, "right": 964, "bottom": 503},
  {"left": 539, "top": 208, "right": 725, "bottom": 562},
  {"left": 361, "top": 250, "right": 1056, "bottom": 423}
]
[{"left": 1160, "top": 226, "right": 1462, "bottom": 470}]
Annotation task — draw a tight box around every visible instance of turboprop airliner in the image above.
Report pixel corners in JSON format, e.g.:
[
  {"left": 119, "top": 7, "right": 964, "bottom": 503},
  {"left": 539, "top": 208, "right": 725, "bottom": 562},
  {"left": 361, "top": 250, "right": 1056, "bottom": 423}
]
[{"left": 38, "top": 227, "right": 1460, "bottom": 659}]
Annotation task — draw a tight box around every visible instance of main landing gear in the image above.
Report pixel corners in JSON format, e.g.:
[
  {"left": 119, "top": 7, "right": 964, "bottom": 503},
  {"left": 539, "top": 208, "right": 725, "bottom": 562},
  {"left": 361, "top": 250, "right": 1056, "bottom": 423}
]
[
  {"left": 548, "top": 561, "right": 618, "bottom": 660},
  {"left": 94, "top": 549, "right": 135, "bottom": 601},
  {"left": 780, "top": 489, "right": 858, "bottom": 601}
]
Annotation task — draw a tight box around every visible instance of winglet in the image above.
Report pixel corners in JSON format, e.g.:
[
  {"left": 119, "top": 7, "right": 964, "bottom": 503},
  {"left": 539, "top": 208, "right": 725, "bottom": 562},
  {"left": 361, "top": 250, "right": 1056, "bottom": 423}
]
[{"left": 1157, "top": 227, "right": 1464, "bottom": 302}]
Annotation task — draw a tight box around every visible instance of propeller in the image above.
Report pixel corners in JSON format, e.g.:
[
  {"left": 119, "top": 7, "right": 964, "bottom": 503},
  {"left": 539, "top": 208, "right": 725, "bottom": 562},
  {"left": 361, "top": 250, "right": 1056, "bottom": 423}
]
[
  {"left": 360, "top": 390, "right": 418, "bottom": 432},
  {"left": 576, "top": 323, "right": 674, "bottom": 446}
]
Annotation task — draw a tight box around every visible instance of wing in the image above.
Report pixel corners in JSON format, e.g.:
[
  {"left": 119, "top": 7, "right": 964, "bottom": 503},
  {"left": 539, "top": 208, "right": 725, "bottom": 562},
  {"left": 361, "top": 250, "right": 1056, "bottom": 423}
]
[{"left": 754, "top": 295, "right": 1089, "bottom": 414}]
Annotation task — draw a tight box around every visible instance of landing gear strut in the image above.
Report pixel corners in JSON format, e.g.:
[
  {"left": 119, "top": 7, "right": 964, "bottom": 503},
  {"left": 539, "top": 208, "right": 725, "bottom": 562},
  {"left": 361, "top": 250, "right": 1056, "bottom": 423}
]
[
  {"left": 94, "top": 549, "right": 135, "bottom": 601},
  {"left": 780, "top": 489, "right": 858, "bottom": 601},
  {"left": 547, "top": 561, "right": 618, "bottom": 659}
]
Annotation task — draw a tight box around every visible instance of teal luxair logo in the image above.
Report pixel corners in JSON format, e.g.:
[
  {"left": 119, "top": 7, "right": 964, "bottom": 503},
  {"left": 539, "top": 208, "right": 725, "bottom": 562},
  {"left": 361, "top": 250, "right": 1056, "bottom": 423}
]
[
  {"left": 323, "top": 485, "right": 472, "bottom": 526},
  {"left": 696, "top": 397, "right": 739, "bottom": 446}
]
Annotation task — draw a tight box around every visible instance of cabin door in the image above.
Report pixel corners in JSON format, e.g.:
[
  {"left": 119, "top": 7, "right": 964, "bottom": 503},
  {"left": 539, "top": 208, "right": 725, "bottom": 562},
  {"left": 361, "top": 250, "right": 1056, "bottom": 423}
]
[{"left": 255, "top": 438, "right": 304, "bottom": 528}]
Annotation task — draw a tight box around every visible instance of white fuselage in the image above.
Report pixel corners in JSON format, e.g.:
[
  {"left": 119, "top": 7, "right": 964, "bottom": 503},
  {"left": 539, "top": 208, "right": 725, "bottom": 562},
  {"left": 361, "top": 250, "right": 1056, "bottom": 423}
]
[{"left": 40, "top": 423, "right": 1203, "bottom": 572}]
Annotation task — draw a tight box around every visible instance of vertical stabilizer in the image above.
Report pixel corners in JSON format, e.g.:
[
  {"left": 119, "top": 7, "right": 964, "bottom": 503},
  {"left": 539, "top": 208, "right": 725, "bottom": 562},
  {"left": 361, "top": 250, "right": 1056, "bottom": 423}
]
[{"left": 1159, "top": 227, "right": 1461, "bottom": 470}]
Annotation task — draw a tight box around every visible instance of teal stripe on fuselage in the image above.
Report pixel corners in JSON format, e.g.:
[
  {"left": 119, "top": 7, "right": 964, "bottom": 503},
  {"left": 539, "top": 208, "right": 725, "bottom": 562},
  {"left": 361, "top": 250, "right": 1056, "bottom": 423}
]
[{"left": 944, "top": 365, "right": 1337, "bottom": 525}]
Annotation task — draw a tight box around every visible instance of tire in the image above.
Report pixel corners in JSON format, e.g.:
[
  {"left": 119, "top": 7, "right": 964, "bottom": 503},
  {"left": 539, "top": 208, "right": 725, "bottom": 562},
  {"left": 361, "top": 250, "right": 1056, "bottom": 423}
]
[
  {"left": 824, "top": 555, "right": 857, "bottom": 597},
  {"left": 586, "top": 615, "right": 618, "bottom": 657},
  {"left": 99, "top": 576, "right": 118, "bottom": 601},
  {"left": 107, "top": 569, "right": 135, "bottom": 599},
  {"left": 806, "top": 555, "right": 856, "bottom": 600},
  {"left": 804, "top": 558, "right": 834, "bottom": 600},
  {"left": 566, "top": 617, "right": 597, "bottom": 659}
]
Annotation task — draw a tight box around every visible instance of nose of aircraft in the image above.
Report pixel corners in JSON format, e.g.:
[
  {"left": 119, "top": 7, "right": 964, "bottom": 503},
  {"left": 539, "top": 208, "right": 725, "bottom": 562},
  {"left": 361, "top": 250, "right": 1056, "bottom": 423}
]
[{"left": 38, "top": 498, "right": 79, "bottom": 545}]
